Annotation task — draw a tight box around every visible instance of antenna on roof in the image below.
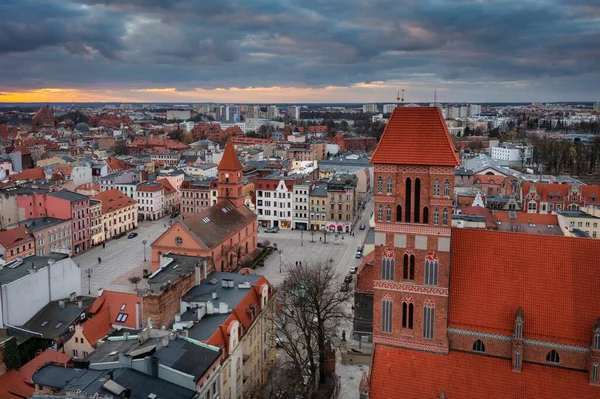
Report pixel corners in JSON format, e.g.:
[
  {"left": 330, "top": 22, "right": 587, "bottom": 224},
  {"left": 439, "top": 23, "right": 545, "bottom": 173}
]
[
  {"left": 434, "top": 89, "right": 437, "bottom": 107},
  {"left": 397, "top": 89, "right": 404, "bottom": 105}
]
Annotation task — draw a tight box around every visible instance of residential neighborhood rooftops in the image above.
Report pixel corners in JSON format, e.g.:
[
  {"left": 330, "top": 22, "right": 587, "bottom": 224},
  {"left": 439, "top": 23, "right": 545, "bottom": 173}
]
[
  {"left": 152, "top": 336, "right": 221, "bottom": 380},
  {"left": 18, "top": 349, "right": 71, "bottom": 384},
  {"left": 0, "top": 225, "right": 33, "bottom": 249},
  {"left": 21, "top": 296, "right": 95, "bottom": 340},
  {"left": 8, "top": 217, "right": 69, "bottom": 233},
  {"left": 556, "top": 210, "right": 600, "bottom": 219},
  {"left": 93, "top": 189, "right": 137, "bottom": 214}
]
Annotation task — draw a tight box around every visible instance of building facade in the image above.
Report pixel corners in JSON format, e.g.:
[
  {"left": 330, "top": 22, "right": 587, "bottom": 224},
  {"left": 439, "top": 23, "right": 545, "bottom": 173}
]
[
  {"left": 11, "top": 217, "right": 72, "bottom": 257},
  {"left": 181, "top": 179, "right": 213, "bottom": 219},
  {"left": 255, "top": 177, "right": 294, "bottom": 229},
  {"left": 309, "top": 184, "right": 328, "bottom": 231},
  {"left": 93, "top": 189, "right": 138, "bottom": 241},
  {"left": 292, "top": 181, "right": 310, "bottom": 230},
  {"left": 137, "top": 182, "right": 165, "bottom": 221},
  {"left": 0, "top": 226, "right": 35, "bottom": 263},
  {"left": 46, "top": 191, "right": 91, "bottom": 254},
  {"left": 89, "top": 199, "right": 103, "bottom": 246},
  {"left": 326, "top": 174, "right": 358, "bottom": 232}
]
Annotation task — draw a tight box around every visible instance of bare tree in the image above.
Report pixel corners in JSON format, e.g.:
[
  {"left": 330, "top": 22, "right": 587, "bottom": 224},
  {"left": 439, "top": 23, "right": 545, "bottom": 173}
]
[
  {"left": 270, "top": 261, "right": 352, "bottom": 397},
  {"left": 128, "top": 276, "right": 141, "bottom": 291},
  {"left": 221, "top": 243, "right": 244, "bottom": 272}
]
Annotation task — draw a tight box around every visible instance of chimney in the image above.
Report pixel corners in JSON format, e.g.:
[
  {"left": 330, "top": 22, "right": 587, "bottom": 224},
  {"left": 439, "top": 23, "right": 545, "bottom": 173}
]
[
  {"left": 162, "top": 336, "right": 169, "bottom": 348},
  {"left": 97, "top": 288, "right": 104, "bottom": 297},
  {"left": 59, "top": 300, "right": 66, "bottom": 309},
  {"left": 212, "top": 290, "right": 218, "bottom": 300},
  {"left": 78, "top": 300, "right": 83, "bottom": 309},
  {"left": 70, "top": 292, "right": 77, "bottom": 302}
]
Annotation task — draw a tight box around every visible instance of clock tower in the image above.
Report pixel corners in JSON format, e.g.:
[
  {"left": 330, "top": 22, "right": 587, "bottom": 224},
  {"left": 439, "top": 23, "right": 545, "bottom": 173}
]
[{"left": 217, "top": 140, "right": 245, "bottom": 208}]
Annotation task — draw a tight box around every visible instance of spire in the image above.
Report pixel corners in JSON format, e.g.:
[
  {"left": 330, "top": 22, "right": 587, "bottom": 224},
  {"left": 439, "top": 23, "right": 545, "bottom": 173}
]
[{"left": 218, "top": 140, "right": 242, "bottom": 171}]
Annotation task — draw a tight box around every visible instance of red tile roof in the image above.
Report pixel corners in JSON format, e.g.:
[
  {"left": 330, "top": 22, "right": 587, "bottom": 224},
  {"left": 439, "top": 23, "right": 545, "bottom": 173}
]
[
  {"left": 369, "top": 344, "right": 600, "bottom": 399},
  {"left": 0, "top": 225, "right": 33, "bottom": 249},
  {"left": 106, "top": 157, "right": 127, "bottom": 172},
  {"left": 218, "top": 140, "right": 243, "bottom": 171},
  {"left": 136, "top": 183, "right": 163, "bottom": 192},
  {"left": 0, "top": 370, "right": 33, "bottom": 399},
  {"left": 157, "top": 178, "right": 176, "bottom": 195},
  {"left": 371, "top": 107, "right": 459, "bottom": 166},
  {"left": 82, "top": 307, "right": 112, "bottom": 345},
  {"left": 494, "top": 210, "right": 559, "bottom": 225},
  {"left": 449, "top": 228, "right": 600, "bottom": 346},
  {"left": 18, "top": 349, "right": 71, "bottom": 384},
  {"left": 51, "top": 166, "right": 73, "bottom": 180},
  {"left": 459, "top": 206, "right": 498, "bottom": 228},
  {"left": 11, "top": 146, "right": 31, "bottom": 155},
  {"left": 90, "top": 290, "right": 141, "bottom": 329},
  {"left": 522, "top": 182, "right": 570, "bottom": 201},
  {"left": 93, "top": 188, "right": 136, "bottom": 214},
  {"left": 7, "top": 167, "right": 45, "bottom": 181}
]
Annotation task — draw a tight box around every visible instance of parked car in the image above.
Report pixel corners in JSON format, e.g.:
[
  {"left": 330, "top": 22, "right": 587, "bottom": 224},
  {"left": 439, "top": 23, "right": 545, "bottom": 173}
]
[
  {"left": 344, "top": 274, "right": 353, "bottom": 283},
  {"left": 349, "top": 266, "right": 357, "bottom": 274},
  {"left": 127, "top": 232, "right": 138, "bottom": 239},
  {"left": 170, "top": 211, "right": 179, "bottom": 218},
  {"left": 264, "top": 226, "right": 280, "bottom": 233},
  {"left": 355, "top": 251, "right": 362, "bottom": 259},
  {"left": 359, "top": 224, "right": 366, "bottom": 230}
]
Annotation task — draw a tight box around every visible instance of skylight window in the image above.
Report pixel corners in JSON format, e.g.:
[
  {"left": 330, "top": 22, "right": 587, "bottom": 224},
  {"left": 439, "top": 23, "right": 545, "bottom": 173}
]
[
  {"left": 116, "top": 313, "right": 128, "bottom": 323},
  {"left": 54, "top": 322, "right": 63, "bottom": 329},
  {"left": 120, "top": 304, "right": 126, "bottom": 311},
  {"left": 41, "top": 321, "right": 48, "bottom": 327}
]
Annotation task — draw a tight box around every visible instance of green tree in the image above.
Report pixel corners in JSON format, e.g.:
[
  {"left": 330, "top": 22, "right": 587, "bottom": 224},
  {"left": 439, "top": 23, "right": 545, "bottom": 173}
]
[{"left": 3, "top": 338, "right": 21, "bottom": 370}]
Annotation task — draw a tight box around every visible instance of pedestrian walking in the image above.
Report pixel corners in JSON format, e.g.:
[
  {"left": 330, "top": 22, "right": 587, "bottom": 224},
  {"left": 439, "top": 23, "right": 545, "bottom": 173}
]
[
  {"left": 296, "top": 261, "right": 298, "bottom": 266},
  {"left": 320, "top": 237, "right": 322, "bottom": 242}
]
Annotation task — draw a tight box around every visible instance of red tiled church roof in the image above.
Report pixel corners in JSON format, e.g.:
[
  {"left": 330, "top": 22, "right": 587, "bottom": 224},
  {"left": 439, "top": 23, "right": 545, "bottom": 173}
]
[
  {"left": 369, "top": 344, "right": 600, "bottom": 399},
  {"left": 449, "top": 228, "right": 600, "bottom": 346},
  {"left": 218, "top": 140, "right": 243, "bottom": 171},
  {"left": 371, "top": 107, "right": 459, "bottom": 166}
]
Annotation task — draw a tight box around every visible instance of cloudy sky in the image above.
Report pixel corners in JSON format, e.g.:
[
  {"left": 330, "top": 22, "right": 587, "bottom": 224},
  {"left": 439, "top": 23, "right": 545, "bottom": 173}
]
[{"left": 1, "top": 0, "right": 599, "bottom": 103}]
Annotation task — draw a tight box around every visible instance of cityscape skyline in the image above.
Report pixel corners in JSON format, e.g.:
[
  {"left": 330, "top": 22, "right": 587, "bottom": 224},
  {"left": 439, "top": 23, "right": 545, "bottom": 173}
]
[{"left": 1, "top": 0, "right": 599, "bottom": 103}]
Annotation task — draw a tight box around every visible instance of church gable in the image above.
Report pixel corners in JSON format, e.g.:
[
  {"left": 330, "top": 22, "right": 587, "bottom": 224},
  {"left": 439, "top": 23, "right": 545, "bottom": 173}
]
[{"left": 152, "top": 221, "right": 208, "bottom": 252}]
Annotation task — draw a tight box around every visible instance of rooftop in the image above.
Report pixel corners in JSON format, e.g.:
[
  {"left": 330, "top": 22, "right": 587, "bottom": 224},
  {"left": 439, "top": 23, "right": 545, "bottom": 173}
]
[
  {"left": 32, "top": 364, "right": 196, "bottom": 398},
  {"left": 0, "top": 253, "right": 69, "bottom": 285},
  {"left": 371, "top": 107, "right": 459, "bottom": 166},
  {"left": 8, "top": 217, "right": 69, "bottom": 233},
  {"left": 463, "top": 154, "right": 510, "bottom": 175},
  {"left": 93, "top": 189, "right": 137, "bottom": 214},
  {"left": 218, "top": 140, "right": 243, "bottom": 171},
  {"left": 47, "top": 190, "right": 90, "bottom": 203},
  {"left": 21, "top": 296, "right": 95, "bottom": 340},
  {"left": 152, "top": 336, "right": 221, "bottom": 380},
  {"left": 556, "top": 210, "right": 600, "bottom": 219},
  {"left": 0, "top": 225, "right": 33, "bottom": 249},
  {"left": 148, "top": 254, "right": 206, "bottom": 291}
]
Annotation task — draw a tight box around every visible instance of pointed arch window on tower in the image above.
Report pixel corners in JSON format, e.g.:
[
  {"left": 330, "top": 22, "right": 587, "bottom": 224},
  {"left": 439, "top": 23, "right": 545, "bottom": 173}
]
[
  {"left": 433, "top": 208, "right": 440, "bottom": 225},
  {"left": 594, "top": 331, "right": 600, "bottom": 349},
  {"left": 402, "top": 301, "right": 414, "bottom": 329},
  {"left": 381, "top": 255, "right": 395, "bottom": 281},
  {"left": 377, "top": 204, "right": 383, "bottom": 222},
  {"left": 386, "top": 177, "right": 393, "bottom": 195},
  {"left": 409, "top": 254, "right": 415, "bottom": 280},
  {"left": 403, "top": 254, "right": 408, "bottom": 280},
  {"left": 414, "top": 178, "right": 421, "bottom": 223},
  {"left": 593, "top": 361, "right": 599, "bottom": 382},
  {"left": 381, "top": 299, "right": 392, "bottom": 333},
  {"left": 546, "top": 350, "right": 560, "bottom": 363},
  {"left": 442, "top": 208, "right": 449, "bottom": 225},
  {"left": 386, "top": 205, "right": 392, "bottom": 222},
  {"left": 424, "top": 259, "right": 439, "bottom": 286},
  {"left": 444, "top": 180, "right": 450, "bottom": 197},
  {"left": 423, "top": 305, "right": 435, "bottom": 339},
  {"left": 433, "top": 180, "right": 440, "bottom": 197},
  {"left": 423, "top": 207, "right": 429, "bottom": 224},
  {"left": 377, "top": 177, "right": 383, "bottom": 194},
  {"left": 473, "top": 339, "right": 485, "bottom": 352},
  {"left": 405, "top": 178, "right": 412, "bottom": 222},
  {"left": 396, "top": 205, "right": 402, "bottom": 222}
]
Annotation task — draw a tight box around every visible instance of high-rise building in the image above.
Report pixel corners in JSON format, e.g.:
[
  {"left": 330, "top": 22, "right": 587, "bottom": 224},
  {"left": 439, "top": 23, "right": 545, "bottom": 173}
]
[
  {"left": 469, "top": 104, "right": 482, "bottom": 116},
  {"left": 383, "top": 104, "right": 396, "bottom": 114},
  {"left": 288, "top": 105, "right": 301, "bottom": 120},
  {"left": 363, "top": 104, "right": 378, "bottom": 113},
  {"left": 267, "top": 105, "right": 279, "bottom": 120}
]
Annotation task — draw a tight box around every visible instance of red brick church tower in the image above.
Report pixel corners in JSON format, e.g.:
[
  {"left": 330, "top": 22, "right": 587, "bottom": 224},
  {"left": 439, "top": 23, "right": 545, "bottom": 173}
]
[
  {"left": 217, "top": 140, "right": 245, "bottom": 208},
  {"left": 370, "top": 106, "right": 459, "bottom": 353}
]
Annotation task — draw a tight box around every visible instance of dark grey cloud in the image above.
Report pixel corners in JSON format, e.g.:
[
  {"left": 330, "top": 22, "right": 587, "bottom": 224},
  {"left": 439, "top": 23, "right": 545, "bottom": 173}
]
[{"left": 0, "top": 0, "right": 599, "bottom": 100}]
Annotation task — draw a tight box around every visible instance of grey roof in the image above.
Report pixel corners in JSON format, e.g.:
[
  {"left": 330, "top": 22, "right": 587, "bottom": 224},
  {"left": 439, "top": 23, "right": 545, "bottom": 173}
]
[
  {"left": 8, "top": 217, "right": 69, "bottom": 232},
  {"left": 318, "top": 156, "right": 372, "bottom": 168},
  {"left": 179, "top": 202, "right": 256, "bottom": 250},
  {"left": 0, "top": 186, "right": 49, "bottom": 197},
  {"left": 463, "top": 154, "right": 509, "bottom": 175},
  {"left": 90, "top": 199, "right": 101, "bottom": 206},
  {"left": 455, "top": 167, "right": 475, "bottom": 176},
  {"left": 571, "top": 229, "right": 592, "bottom": 238},
  {"left": 86, "top": 335, "right": 163, "bottom": 364},
  {"left": 0, "top": 253, "right": 70, "bottom": 285},
  {"left": 152, "top": 337, "right": 220, "bottom": 380},
  {"left": 556, "top": 210, "right": 600, "bottom": 219},
  {"left": 310, "top": 184, "right": 328, "bottom": 197},
  {"left": 21, "top": 296, "right": 95, "bottom": 340},
  {"left": 32, "top": 365, "right": 196, "bottom": 398},
  {"left": 47, "top": 190, "right": 89, "bottom": 202},
  {"left": 148, "top": 254, "right": 206, "bottom": 291},
  {"left": 182, "top": 178, "right": 212, "bottom": 187},
  {"left": 183, "top": 272, "right": 263, "bottom": 341},
  {"left": 102, "top": 169, "right": 138, "bottom": 180}
]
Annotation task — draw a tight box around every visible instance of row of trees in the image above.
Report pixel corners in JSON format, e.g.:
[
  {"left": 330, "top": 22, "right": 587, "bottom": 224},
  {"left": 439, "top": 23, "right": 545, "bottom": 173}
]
[{"left": 532, "top": 137, "right": 600, "bottom": 176}]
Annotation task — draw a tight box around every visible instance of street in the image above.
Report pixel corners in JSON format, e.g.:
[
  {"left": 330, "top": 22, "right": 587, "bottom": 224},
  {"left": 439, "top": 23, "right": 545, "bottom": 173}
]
[{"left": 77, "top": 217, "right": 170, "bottom": 295}]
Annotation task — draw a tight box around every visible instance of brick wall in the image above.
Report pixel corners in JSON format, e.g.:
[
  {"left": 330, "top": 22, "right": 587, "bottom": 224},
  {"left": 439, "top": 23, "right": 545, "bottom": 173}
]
[{"left": 142, "top": 272, "right": 196, "bottom": 329}]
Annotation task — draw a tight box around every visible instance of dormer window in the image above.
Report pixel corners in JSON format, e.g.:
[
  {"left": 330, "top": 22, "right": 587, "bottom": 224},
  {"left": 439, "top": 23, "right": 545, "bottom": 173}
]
[
  {"left": 548, "top": 193, "right": 553, "bottom": 200},
  {"left": 594, "top": 331, "right": 600, "bottom": 350},
  {"left": 546, "top": 350, "right": 560, "bottom": 364}
]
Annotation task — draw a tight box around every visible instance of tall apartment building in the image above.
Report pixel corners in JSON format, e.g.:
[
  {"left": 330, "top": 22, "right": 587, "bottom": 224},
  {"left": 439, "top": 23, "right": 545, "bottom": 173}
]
[
  {"left": 363, "top": 104, "right": 378, "bottom": 113},
  {"left": 267, "top": 106, "right": 279, "bottom": 120},
  {"left": 46, "top": 191, "right": 91, "bottom": 254},
  {"left": 287, "top": 105, "right": 301, "bottom": 120},
  {"left": 292, "top": 181, "right": 310, "bottom": 230},
  {"left": 12, "top": 217, "right": 72, "bottom": 257},
  {"left": 309, "top": 183, "right": 328, "bottom": 231},
  {"left": 383, "top": 104, "right": 396, "bottom": 114},
  {"left": 136, "top": 182, "right": 165, "bottom": 221}
]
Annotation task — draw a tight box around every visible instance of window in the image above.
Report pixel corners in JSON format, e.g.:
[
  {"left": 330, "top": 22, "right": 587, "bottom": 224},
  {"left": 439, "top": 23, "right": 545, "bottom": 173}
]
[
  {"left": 402, "top": 302, "right": 414, "bottom": 329},
  {"left": 386, "top": 177, "right": 393, "bottom": 195},
  {"left": 396, "top": 205, "right": 402, "bottom": 222},
  {"left": 424, "top": 259, "right": 438, "bottom": 285},
  {"left": 594, "top": 331, "right": 600, "bottom": 350},
  {"left": 116, "top": 313, "right": 128, "bottom": 323},
  {"left": 442, "top": 208, "right": 449, "bottom": 225},
  {"left": 175, "top": 236, "right": 183, "bottom": 245},
  {"left": 386, "top": 205, "right": 392, "bottom": 222},
  {"left": 83, "top": 351, "right": 88, "bottom": 357},
  {"left": 443, "top": 180, "right": 450, "bottom": 197},
  {"left": 381, "top": 299, "right": 392, "bottom": 333},
  {"left": 546, "top": 350, "right": 560, "bottom": 363},
  {"left": 433, "top": 180, "right": 440, "bottom": 196},
  {"left": 382, "top": 256, "right": 394, "bottom": 280},
  {"left": 423, "top": 207, "right": 429, "bottom": 224},
  {"left": 472, "top": 339, "right": 485, "bottom": 352},
  {"left": 403, "top": 254, "right": 408, "bottom": 280},
  {"left": 73, "top": 349, "right": 79, "bottom": 358},
  {"left": 528, "top": 202, "right": 537, "bottom": 211},
  {"left": 515, "top": 320, "right": 523, "bottom": 339},
  {"left": 75, "top": 337, "right": 79, "bottom": 343},
  {"left": 515, "top": 351, "right": 521, "bottom": 370},
  {"left": 409, "top": 255, "right": 415, "bottom": 280},
  {"left": 433, "top": 208, "right": 439, "bottom": 225},
  {"left": 593, "top": 362, "right": 599, "bottom": 382},
  {"left": 423, "top": 305, "right": 434, "bottom": 339},
  {"left": 377, "top": 204, "right": 383, "bottom": 221},
  {"left": 377, "top": 176, "right": 383, "bottom": 193}
]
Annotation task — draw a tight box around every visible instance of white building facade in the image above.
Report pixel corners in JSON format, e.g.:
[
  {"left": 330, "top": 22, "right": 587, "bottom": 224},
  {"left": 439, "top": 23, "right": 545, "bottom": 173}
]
[{"left": 292, "top": 181, "right": 310, "bottom": 230}]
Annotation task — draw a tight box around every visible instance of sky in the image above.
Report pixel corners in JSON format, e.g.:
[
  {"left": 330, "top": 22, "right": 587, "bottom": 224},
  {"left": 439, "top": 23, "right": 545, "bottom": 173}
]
[{"left": 1, "top": 0, "right": 599, "bottom": 103}]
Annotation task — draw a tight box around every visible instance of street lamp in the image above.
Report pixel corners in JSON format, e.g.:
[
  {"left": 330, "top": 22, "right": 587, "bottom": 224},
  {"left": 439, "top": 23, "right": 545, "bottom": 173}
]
[
  {"left": 86, "top": 268, "right": 92, "bottom": 295},
  {"left": 142, "top": 239, "right": 148, "bottom": 262},
  {"left": 301, "top": 230, "right": 303, "bottom": 247},
  {"left": 311, "top": 230, "right": 314, "bottom": 243},
  {"left": 279, "top": 249, "right": 283, "bottom": 273}
]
